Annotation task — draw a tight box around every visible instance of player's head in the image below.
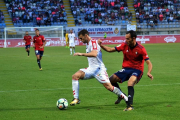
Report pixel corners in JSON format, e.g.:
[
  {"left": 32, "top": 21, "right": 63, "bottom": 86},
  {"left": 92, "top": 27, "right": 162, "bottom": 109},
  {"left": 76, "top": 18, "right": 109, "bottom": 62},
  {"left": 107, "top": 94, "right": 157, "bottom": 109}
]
[
  {"left": 35, "top": 29, "right": 40, "bottom": 36},
  {"left": 25, "top": 31, "right": 28, "bottom": 36},
  {"left": 125, "top": 30, "right": 137, "bottom": 47},
  {"left": 70, "top": 30, "right": 73, "bottom": 33},
  {"left": 78, "top": 29, "right": 89, "bottom": 43}
]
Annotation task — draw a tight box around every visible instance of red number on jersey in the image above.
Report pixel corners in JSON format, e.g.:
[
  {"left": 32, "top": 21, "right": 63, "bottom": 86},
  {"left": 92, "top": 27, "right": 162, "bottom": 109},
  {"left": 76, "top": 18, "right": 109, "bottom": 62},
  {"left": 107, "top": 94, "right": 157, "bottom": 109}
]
[{"left": 92, "top": 41, "right": 97, "bottom": 50}]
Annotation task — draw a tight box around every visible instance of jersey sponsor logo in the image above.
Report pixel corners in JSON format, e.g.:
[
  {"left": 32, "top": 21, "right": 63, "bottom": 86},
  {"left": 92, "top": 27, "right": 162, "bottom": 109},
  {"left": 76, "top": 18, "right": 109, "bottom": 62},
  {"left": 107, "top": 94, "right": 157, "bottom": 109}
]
[
  {"left": 91, "top": 40, "right": 97, "bottom": 50},
  {"left": 126, "top": 50, "right": 128, "bottom": 52}
]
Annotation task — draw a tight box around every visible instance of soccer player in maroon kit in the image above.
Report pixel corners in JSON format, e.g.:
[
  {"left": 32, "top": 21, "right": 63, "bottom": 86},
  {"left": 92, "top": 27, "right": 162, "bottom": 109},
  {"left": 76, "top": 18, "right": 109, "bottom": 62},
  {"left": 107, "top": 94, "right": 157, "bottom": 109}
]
[
  {"left": 98, "top": 30, "right": 153, "bottom": 111},
  {"left": 23, "top": 31, "right": 32, "bottom": 57},
  {"left": 33, "top": 29, "right": 46, "bottom": 70}
]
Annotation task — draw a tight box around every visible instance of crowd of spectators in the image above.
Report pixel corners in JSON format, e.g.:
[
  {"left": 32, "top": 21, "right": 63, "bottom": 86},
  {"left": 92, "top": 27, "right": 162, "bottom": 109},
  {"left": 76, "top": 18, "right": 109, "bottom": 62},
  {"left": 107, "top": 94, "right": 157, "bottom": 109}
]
[
  {"left": 70, "top": 0, "right": 132, "bottom": 26},
  {"left": 134, "top": 0, "right": 180, "bottom": 28},
  {"left": 0, "top": 10, "right": 5, "bottom": 23},
  {"left": 5, "top": 0, "right": 67, "bottom": 26}
]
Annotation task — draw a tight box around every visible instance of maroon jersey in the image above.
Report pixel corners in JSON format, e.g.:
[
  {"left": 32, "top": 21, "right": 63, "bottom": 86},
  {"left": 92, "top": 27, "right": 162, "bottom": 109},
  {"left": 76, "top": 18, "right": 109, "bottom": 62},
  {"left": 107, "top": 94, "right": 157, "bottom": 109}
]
[
  {"left": 23, "top": 35, "right": 32, "bottom": 45},
  {"left": 33, "top": 35, "right": 45, "bottom": 51},
  {"left": 115, "top": 42, "right": 149, "bottom": 72}
]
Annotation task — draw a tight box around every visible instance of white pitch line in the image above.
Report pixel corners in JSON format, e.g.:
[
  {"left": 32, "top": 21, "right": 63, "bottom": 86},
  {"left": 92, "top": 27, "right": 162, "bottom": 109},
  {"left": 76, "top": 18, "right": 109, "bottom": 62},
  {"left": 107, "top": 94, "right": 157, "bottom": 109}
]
[{"left": 0, "top": 83, "right": 180, "bottom": 93}]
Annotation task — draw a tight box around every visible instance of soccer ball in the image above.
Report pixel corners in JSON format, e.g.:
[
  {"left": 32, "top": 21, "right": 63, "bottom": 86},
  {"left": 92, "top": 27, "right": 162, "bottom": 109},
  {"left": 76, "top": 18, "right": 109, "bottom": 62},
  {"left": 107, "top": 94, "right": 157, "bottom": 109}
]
[{"left": 56, "top": 98, "right": 68, "bottom": 110}]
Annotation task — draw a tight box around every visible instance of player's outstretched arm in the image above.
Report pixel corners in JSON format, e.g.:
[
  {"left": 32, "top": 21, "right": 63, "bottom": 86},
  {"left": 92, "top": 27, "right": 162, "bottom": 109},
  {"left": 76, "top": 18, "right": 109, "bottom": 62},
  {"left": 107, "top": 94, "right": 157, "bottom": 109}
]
[
  {"left": 74, "top": 50, "right": 98, "bottom": 57},
  {"left": 98, "top": 39, "right": 116, "bottom": 52},
  {"left": 146, "top": 60, "right": 153, "bottom": 80}
]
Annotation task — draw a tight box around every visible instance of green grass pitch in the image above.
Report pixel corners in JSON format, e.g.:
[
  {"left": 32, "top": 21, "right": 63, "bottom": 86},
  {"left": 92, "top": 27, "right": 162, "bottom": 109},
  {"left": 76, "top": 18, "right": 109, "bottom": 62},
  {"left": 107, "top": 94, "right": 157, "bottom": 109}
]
[{"left": 0, "top": 43, "right": 180, "bottom": 120}]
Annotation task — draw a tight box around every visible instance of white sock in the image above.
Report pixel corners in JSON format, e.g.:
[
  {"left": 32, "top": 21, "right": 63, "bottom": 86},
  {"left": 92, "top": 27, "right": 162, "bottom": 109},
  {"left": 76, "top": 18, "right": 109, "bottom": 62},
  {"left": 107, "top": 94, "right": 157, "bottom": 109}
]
[
  {"left": 70, "top": 48, "right": 72, "bottom": 54},
  {"left": 72, "top": 80, "right": 79, "bottom": 99},
  {"left": 73, "top": 48, "right": 75, "bottom": 53},
  {"left": 113, "top": 86, "right": 128, "bottom": 101}
]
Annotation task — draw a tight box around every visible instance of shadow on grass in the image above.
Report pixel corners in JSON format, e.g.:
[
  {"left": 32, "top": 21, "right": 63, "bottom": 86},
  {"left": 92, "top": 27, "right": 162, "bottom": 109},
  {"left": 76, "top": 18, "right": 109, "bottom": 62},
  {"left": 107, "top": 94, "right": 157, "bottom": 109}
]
[
  {"left": 1, "top": 101, "right": 174, "bottom": 112},
  {"left": 0, "top": 104, "right": 123, "bottom": 112}
]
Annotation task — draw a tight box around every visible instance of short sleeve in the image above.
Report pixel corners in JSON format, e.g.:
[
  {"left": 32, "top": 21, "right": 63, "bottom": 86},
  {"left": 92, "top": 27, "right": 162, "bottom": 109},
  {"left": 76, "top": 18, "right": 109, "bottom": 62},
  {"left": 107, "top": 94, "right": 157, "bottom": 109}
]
[
  {"left": 115, "top": 43, "right": 125, "bottom": 52},
  {"left": 91, "top": 40, "right": 98, "bottom": 51},
  {"left": 142, "top": 48, "right": 149, "bottom": 60},
  {"left": 42, "top": 36, "right": 45, "bottom": 41}
]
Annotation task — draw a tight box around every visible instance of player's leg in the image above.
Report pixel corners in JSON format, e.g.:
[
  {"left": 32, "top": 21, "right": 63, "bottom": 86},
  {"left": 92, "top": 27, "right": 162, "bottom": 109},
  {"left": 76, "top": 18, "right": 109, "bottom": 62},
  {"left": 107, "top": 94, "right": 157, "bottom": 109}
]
[
  {"left": 109, "top": 74, "right": 127, "bottom": 104},
  {"left": 123, "top": 76, "right": 137, "bottom": 111},
  {"left": 102, "top": 82, "right": 128, "bottom": 102},
  {"left": 70, "top": 70, "right": 85, "bottom": 105},
  {"left": 27, "top": 45, "right": 30, "bottom": 56},
  {"left": 66, "top": 39, "right": 68, "bottom": 48},
  {"left": 95, "top": 70, "right": 128, "bottom": 102},
  {"left": 35, "top": 50, "right": 42, "bottom": 70},
  {"left": 69, "top": 42, "right": 72, "bottom": 55},
  {"left": 124, "top": 69, "right": 142, "bottom": 111}
]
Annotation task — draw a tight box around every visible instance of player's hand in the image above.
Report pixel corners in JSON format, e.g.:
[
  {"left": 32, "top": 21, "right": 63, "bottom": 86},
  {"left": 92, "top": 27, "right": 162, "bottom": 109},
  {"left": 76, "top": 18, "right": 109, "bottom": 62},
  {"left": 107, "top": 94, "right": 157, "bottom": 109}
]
[
  {"left": 39, "top": 46, "right": 44, "bottom": 49},
  {"left": 74, "top": 52, "right": 83, "bottom": 56},
  {"left": 33, "top": 45, "right": 35, "bottom": 48},
  {"left": 98, "top": 39, "right": 102, "bottom": 46},
  {"left": 147, "top": 72, "right": 153, "bottom": 80}
]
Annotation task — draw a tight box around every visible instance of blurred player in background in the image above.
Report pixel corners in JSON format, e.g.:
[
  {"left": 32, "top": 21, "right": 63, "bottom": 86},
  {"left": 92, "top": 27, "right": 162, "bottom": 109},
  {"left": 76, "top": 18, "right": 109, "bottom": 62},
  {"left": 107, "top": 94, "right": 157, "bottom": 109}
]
[
  {"left": 68, "top": 30, "right": 76, "bottom": 55},
  {"left": 98, "top": 30, "right": 153, "bottom": 111},
  {"left": 33, "top": 29, "right": 46, "bottom": 70},
  {"left": 23, "top": 31, "right": 32, "bottom": 57},
  {"left": 65, "top": 30, "right": 69, "bottom": 48},
  {"left": 70, "top": 29, "right": 128, "bottom": 106}
]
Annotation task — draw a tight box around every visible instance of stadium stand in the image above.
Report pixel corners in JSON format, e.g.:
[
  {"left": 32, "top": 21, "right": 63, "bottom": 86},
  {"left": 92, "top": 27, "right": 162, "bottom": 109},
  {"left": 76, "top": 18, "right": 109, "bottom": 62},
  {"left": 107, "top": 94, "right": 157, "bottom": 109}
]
[
  {"left": 4, "top": 0, "right": 67, "bottom": 27},
  {"left": 134, "top": 0, "right": 180, "bottom": 29},
  {"left": 69, "top": 0, "right": 132, "bottom": 28},
  {"left": 1, "top": 0, "right": 180, "bottom": 29}
]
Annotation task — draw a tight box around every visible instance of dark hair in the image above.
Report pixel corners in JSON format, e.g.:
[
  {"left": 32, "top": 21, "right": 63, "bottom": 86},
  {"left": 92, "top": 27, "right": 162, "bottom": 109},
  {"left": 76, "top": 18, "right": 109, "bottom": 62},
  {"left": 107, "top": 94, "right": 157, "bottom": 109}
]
[
  {"left": 126, "top": 30, "right": 137, "bottom": 39},
  {"left": 78, "top": 29, "right": 89, "bottom": 36},
  {"left": 35, "top": 29, "right": 39, "bottom": 31}
]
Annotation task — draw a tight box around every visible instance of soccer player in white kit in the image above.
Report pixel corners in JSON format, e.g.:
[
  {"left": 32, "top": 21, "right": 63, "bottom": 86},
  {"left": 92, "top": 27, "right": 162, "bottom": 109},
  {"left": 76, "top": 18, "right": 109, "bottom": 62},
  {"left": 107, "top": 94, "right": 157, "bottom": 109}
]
[
  {"left": 68, "top": 30, "right": 76, "bottom": 55},
  {"left": 70, "top": 29, "right": 128, "bottom": 105}
]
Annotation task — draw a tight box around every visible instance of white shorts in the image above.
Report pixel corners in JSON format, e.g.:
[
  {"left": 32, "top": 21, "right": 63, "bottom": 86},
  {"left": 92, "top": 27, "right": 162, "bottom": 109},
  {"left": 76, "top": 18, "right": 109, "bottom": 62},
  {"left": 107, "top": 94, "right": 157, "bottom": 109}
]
[
  {"left": 80, "top": 67, "right": 110, "bottom": 83},
  {"left": 69, "top": 42, "right": 75, "bottom": 47}
]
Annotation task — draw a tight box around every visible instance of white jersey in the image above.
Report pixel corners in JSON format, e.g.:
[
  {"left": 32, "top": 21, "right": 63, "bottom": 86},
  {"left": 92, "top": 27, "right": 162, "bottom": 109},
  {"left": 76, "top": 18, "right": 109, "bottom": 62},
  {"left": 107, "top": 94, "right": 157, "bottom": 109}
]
[
  {"left": 68, "top": 33, "right": 75, "bottom": 43},
  {"left": 86, "top": 39, "right": 105, "bottom": 69}
]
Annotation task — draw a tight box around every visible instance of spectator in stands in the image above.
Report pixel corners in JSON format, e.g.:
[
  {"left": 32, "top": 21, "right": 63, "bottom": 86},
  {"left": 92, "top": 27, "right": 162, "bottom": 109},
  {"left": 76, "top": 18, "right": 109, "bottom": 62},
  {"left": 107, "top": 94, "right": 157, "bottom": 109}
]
[
  {"left": 84, "top": 15, "right": 88, "bottom": 21},
  {"left": 27, "top": 14, "right": 30, "bottom": 23},
  {"left": 98, "top": 17, "right": 102, "bottom": 25},
  {"left": 159, "top": 13, "right": 164, "bottom": 22},
  {"left": 78, "top": 18, "right": 82, "bottom": 25},
  {"left": 153, "top": 16, "right": 158, "bottom": 26},
  {"left": 168, "top": 15, "right": 174, "bottom": 23},
  {"left": 88, "top": 15, "right": 91, "bottom": 22},
  {"left": 45, "top": 18, "right": 51, "bottom": 26},
  {"left": 22, "top": 13, "right": 27, "bottom": 24},
  {"left": 95, "top": 18, "right": 99, "bottom": 24},
  {"left": 75, "top": 18, "right": 78, "bottom": 25}
]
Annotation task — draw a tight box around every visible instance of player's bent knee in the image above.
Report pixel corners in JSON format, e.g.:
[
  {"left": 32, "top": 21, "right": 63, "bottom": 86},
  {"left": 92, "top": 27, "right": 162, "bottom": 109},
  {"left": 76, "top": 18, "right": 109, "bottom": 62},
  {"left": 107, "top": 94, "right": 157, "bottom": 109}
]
[
  {"left": 72, "top": 74, "right": 80, "bottom": 80},
  {"left": 109, "top": 74, "right": 121, "bottom": 83}
]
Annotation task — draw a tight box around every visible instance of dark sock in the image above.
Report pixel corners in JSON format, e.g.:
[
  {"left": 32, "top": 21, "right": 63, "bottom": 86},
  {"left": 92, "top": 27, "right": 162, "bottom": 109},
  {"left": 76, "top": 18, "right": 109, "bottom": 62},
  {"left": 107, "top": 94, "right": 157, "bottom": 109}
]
[
  {"left": 27, "top": 50, "right": 30, "bottom": 56},
  {"left": 37, "top": 59, "right": 41, "bottom": 68},
  {"left": 112, "top": 82, "right": 121, "bottom": 90},
  {"left": 127, "top": 86, "right": 134, "bottom": 107}
]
